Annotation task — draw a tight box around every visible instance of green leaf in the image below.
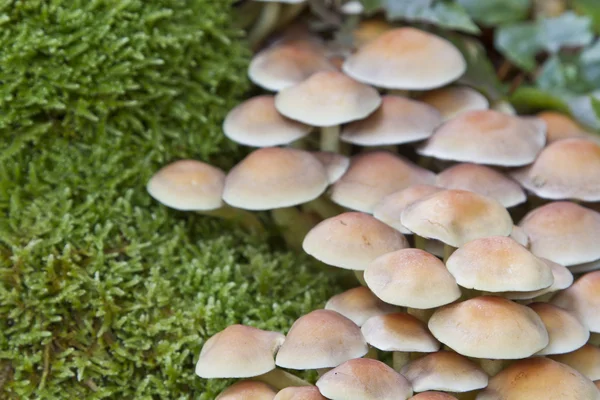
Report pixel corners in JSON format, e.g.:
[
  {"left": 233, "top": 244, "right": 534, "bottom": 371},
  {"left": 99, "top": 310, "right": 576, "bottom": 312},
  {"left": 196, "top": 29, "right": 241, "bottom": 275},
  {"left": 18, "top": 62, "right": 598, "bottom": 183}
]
[
  {"left": 384, "top": 0, "right": 480, "bottom": 34},
  {"left": 457, "top": 0, "right": 531, "bottom": 26},
  {"left": 495, "top": 23, "right": 541, "bottom": 71},
  {"left": 539, "top": 12, "right": 594, "bottom": 53},
  {"left": 572, "top": 0, "right": 600, "bottom": 33},
  {"left": 580, "top": 40, "right": 600, "bottom": 85},
  {"left": 591, "top": 96, "right": 600, "bottom": 121},
  {"left": 509, "top": 86, "right": 572, "bottom": 114},
  {"left": 359, "top": 0, "right": 384, "bottom": 13}
]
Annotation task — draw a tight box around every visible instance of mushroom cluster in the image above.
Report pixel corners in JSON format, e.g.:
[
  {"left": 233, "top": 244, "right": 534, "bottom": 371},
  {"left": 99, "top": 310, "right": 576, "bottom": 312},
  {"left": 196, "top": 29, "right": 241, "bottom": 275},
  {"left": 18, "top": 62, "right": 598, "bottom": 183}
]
[{"left": 145, "top": 12, "right": 600, "bottom": 400}]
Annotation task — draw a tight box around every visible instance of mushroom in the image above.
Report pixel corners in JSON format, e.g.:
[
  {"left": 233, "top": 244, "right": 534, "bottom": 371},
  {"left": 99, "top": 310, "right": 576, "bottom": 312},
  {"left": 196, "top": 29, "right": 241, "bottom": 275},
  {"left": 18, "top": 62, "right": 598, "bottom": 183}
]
[
  {"left": 316, "top": 358, "right": 414, "bottom": 400},
  {"left": 537, "top": 111, "right": 599, "bottom": 144},
  {"left": 435, "top": 164, "right": 526, "bottom": 208},
  {"left": 509, "top": 225, "right": 529, "bottom": 248},
  {"left": 418, "top": 110, "right": 546, "bottom": 167},
  {"left": 500, "top": 258, "right": 573, "bottom": 302},
  {"left": 512, "top": 138, "right": 600, "bottom": 202},
  {"left": 409, "top": 393, "right": 458, "bottom": 400},
  {"left": 529, "top": 302, "right": 589, "bottom": 356},
  {"left": 147, "top": 160, "right": 263, "bottom": 233},
  {"left": 325, "top": 286, "right": 399, "bottom": 327},
  {"left": 361, "top": 312, "right": 440, "bottom": 371},
  {"left": 310, "top": 151, "right": 350, "bottom": 184},
  {"left": 419, "top": 86, "right": 489, "bottom": 121},
  {"left": 352, "top": 18, "right": 393, "bottom": 48},
  {"left": 274, "top": 386, "right": 327, "bottom": 400},
  {"left": 217, "top": 381, "right": 277, "bottom": 400},
  {"left": 275, "top": 70, "right": 381, "bottom": 152},
  {"left": 549, "top": 344, "right": 600, "bottom": 381}
]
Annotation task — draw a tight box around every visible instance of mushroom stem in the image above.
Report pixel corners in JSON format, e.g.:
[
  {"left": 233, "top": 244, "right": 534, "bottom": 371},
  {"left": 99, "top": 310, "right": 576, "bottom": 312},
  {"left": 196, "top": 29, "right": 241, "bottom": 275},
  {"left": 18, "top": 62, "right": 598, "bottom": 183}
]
[
  {"left": 316, "top": 368, "right": 332, "bottom": 377},
  {"left": 200, "top": 206, "right": 265, "bottom": 234},
  {"left": 275, "top": 2, "right": 308, "bottom": 30},
  {"left": 271, "top": 207, "right": 319, "bottom": 251},
  {"left": 479, "top": 359, "right": 505, "bottom": 376},
  {"left": 407, "top": 308, "right": 434, "bottom": 323},
  {"left": 364, "top": 346, "right": 379, "bottom": 360},
  {"left": 354, "top": 270, "right": 367, "bottom": 286},
  {"left": 443, "top": 244, "right": 456, "bottom": 262},
  {"left": 389, "top": 90, "right": 410, "bottom": 97},
  {"left": 255, "top": 367, "right": 311, "bottom": 389},
  {"left": 453, "top": 390, "right": 478, "bottom": 400},
  {"left": 413, "top": 235, "right": 427, "bottom": 250},
  {"left": 321, "top": 125, "right": 341, "bottom": 153},
  {"left": 590, "top": 332, "right": 600, "bottom": 346},
  {"left": 302, "top": 196, "right": 343, "bottom": 220},
  {"left": 248, "top": 2, "right": 282, "bottom": 50},
  {"left": 392, "top": 351, "right": 410, "bottom": 371}
]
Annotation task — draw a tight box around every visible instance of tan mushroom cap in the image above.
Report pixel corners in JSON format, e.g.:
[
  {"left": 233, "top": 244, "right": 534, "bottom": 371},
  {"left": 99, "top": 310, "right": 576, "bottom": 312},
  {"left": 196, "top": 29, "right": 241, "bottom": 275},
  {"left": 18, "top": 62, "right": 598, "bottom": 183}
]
[
  {"left": 512, "top": 138, "right": 600, "bottom": 201},
  {"left": 223, "top": 95, "right": 312, "bottom": 147},
  {"left": 537, "top": 111, "right": 597, "bottom": 144},
  {"left": 352, "top": 18, "right": 394, "bottom": 48},
  {"left": 552, "top": 271, "right": 600, "bottom": 333},
  {"left": 420, "top": 86, "right": 489, "bottom": 121},
  {"left": 476, "top": 357, "right": 600, "bottom": 400},
  {"left": 400, "top": 351, "right": 489, "bottom": 393},
  {"left": 436, "top": 163, "right": 526, "bottom": 208},
  {"left": 401, "top": 190, "right": 513, "bottom": 248},
  {"left": 195, "top": 325, "right": 285, "bottom": 378},
  {"left": 223, "top": 147, "right": 327, "bottom": 210},
  {"left": 509, "top": 224, "right": 529, "bottom": 247},
  {"left": 549, "top": 344, "right": 600, "bottom": 381},
  {"left": 343, "top": 27, "right": 466, "bottom": 90},
  {"left": 316, "top": 358, "right": 414, "bottom": 400},
  {"left": 311, "top": 151, "right": 350, "bottom": 184},
  {"left": 502, "top": 258, "right": 573, "bottom": 300},
  {"left": 428, "top": 296, "right": 549, "bottom": 359},
  {"left": 217, "top": 381, "right": 277, "bottom": 400},
  {"left": 340, "top": 96, "right": 442, "bottom": 146},
  {"left": 331, "top": 151, "right": 436, "bottom": 213},
  {"left": 529, "top": 302, "right": 589, "bottom": 356},
  {"left": 365, "top": 249, "right": 461, "bottom": 309},
  {"left": 418, "top": 110, "right": 546, "bottom": 166},
  {"left": 446, "top": 236, "right": 553, "bottom": 293},
  {"left": 274, "top": 386, "right": 327, "bottom": 400},
  {"left": 409, "top": 393, "right": 458, "bottom": 400},
  {"left": 147, "top": 160, "right": 225, "bottom": 211},
  {"left": 275, "top": 310, "right": 368, "bottom": 370},
  {"left": 325, "top": 286, "right": 399, "bottom": 327},
  {"left": 519, "top": 202, "right": 600, "bottom": 266},
  {"left": 361, "top": 312, "right": 440, "bottom": 352},
  {"left": 249, "top": 40, "right": 336, "bottom": 92},
  {"left": 373, "top": 185, "right": 443, "bottom": 234},
  {"left": 302, "top": 212, "right": 409, "bottom": 271},
  {"left": 275, "top": 71, "right": 381, "bottom": 127}
]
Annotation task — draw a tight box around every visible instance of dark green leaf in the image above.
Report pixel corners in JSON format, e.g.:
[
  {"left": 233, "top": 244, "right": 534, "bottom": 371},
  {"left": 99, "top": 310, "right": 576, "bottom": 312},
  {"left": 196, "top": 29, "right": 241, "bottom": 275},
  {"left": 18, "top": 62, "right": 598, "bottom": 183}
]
[
  {"left": 384, "top": 0, "right": 480, "bottom": 34},
  {"left": 539, "top": 12, "right": 593, "bottom": 53},
  {"left": 572, "top": 0, "right": 600, "bottom": 33},
  {"left": 509, "top": 86, "right": 572, "bottom": 114},
  {"left": 457, "top": 0, "right": 530, "bottom": 26},
  {"left": 359, "top": 0, "right": 384, "bottom": 13},
  {"left": 495, "top": 23, "right": 541, "bottom": 71},
  {"left": 591, "top": 96, "right": 600, "bottom": 121}
]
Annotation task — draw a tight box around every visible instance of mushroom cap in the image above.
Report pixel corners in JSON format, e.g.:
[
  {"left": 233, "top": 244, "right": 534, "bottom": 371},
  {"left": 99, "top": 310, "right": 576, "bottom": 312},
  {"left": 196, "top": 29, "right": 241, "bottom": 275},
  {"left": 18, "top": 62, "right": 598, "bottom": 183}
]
[
  {"left": 249, "top": 41, "right": 336, "bottom": 91},
  {"left": 340, "top": 96, "right": 442, "bottom": 146},
  {"left": 274, "top": 386, "right": 327, "bottom": 400},
  {"left": 400, "top": 189, "right": 513, "bottom": 247},
  {"left": 223, "top": 147, "right": 328, "bottom": 210},
  {"left": 311, "top": 151, "right": 350, "bottom": 184},
  {"left": 446, "top": 236, "right": 554, "bottom": 293},
  {"left": 549, "top": 344, "right": 600, "bottom": 381},
  {"left": 275, "top": 310, "right": 368, "bottom": 370},
  {"left": 147, "top": 160, "right": 225, "bottom": 211},
  {"left": 195, "top": 325, "right": 285, "bottom": 378},
  {"left": 331, "top": 151, "right": 436, "bottom": 213},
  {"left": 436, "top": 163, "right": 526, "bottom": 208},
  {"left": 529, "top": 302, "right": 589, "bottom": 356},
  {"left": 223, "top": 95, "right": 312, "bottom": 147},
  {"left": 365, "top": 249, "right": 461, "bottom": 309},
  {"left": 352, "top": 18, "right": 394, "bottom": 48},
  {"left": 418, "top": 110, "right": 546, "bottom": 166},
  {"left": 275, "top": 71, "right": 381, "bottom": 127},
  {"left": 501, "top": 258, "right": 573, "bottom": 300},
  {"left": 302, "top": 212, "right": 409, "bottom": 271},
  {"left": 342, "top": 27, "right": 466, "bottom": 90},
  {"left": 373, "top": 185, "right": 443, "bottom": 234},
  {"left": 537, "top": 111, "right": 596, "bottom": 144},
  {"left": 428, "top": 296, "right": 549, "bottom": 359},
  {"left": 361, "top": 312, "right": 440, "bottom": 352},
  {"left": 512, "top": 138, "right": 600, "bottom": 201},
  {"left": 409, "top": 393, "right": 458, "bottom": 400},
  {"left": 420, "top": 86, "right": 489, "bottom": 121},
  {"left": 552, "top": 271, "right": 600, "bottom": 333},
  {"left": 476, "top": 357, "right": 600, "bottom": 400},
  {"left": 316, "top": 358, "right": 414, "bottom": 400},
  {"left": 217, "top": 381, "right": 277, "bottom": 400},
  {"left": 325, "top": 286, "right": 399, "bottom": 327},
  {"left": 510, "top": 224, "right": 529, "bottom": 247},
  {"left": 400, "top": 351, "right": 488, "bottom": 393},
  {"left": 519, "top": 202, "right": 600, "bottom": 266}
]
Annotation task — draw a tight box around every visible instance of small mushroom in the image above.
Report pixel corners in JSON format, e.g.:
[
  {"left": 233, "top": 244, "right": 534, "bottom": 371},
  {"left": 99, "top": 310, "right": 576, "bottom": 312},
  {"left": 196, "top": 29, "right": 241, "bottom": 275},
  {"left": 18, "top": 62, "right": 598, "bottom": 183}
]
[
  {"left": 325, "top": 286, "right": 399, "bottom": 327},
  {"left": 217, "top": 381, "right": 277, "bottom": 400},
  {"left": 274, "top": 386, "right": 326, "bottom": 400},
  {"left": 537, "top": 111, "right": 599, "bottom": 144},
  {"left": 500, "top": 258, "right": 573, "bottom": 301},
  {"left": 409, "top": 393, "right": 458, "bottom": 400},
  {"left": 311, "top": 151, "right": 350, "bottom": 184},
  {"left": 529, "top": 302, "right": 589, "bottom": 356},
  {"left": 419, "top": 86, "right": 489, "bottom": 121},
  {"left": 549, "top": 344, "right": 600, "bottom": 381}
]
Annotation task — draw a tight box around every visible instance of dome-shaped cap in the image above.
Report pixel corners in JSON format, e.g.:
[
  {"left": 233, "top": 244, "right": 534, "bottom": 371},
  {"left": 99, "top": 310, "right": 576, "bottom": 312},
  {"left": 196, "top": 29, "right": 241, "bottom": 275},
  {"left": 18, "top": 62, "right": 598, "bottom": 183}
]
[
  {"left": 223, "top": 147, "right": 328, "bottom": 210},
  {"left": 223, "top": 95, "right": 312, "bottom": 147},
  {"left": 352, "top": 18, "right": 393, "bottom": 48},
  {"left": 510, "top": 224, "right": 529, "bottom": 247},
  {"left": 512, "top": 138, "right": 600, "bottom": 202},
  {"left": 428, "top": 296, "right": 548, "bottom": 359},
  {"left": 537, "top": 111, "right": 598, "bottom": 144},
  {"left": 446, "top": 236, "right": 553, "bottom": 293},
  {"left": 418, "top": 110, "right": 546, "bottom": 166},
  {"left": 436, "top": 163, "right": 526, "bottom": 208},
  {"left": 420, "top": 86, "right": 489, "bottom": 121},
  {"left": 316, "top": 358, "right": 414, "bottom": 400},
  {"left": 275, "top": 71, "right": 381, "bottom": 127},
  {"left": 476, "top": 357, "right": 599, "bottom": 400},
  {"left": 410, "top": 393, "right": 458, "bottom": 400},
  {"left": 529, "top": 302, "right": 589, "bottom": 356},
  {"left": 340, "top": 96, "right": 442, "bottom": 146},
  {"left": 274, "top": 386, "right": 326, "bottom": 400},
  {"left": 217, "top": 381, "right": 277, "bottom": 400},
  {"left": 401, "top": 190, "right": 513, "bottom": 247},
  {"left": 195, "top": 325, "right": 284, "bottom": 378},
  {"left": 361, "top": 312, "right": 440, "bottom": 353},
  {"left": 549, "top": 344, "right": 600, "bottom": 381},
  {"left": 519, "top": 202, "right": 600, "bottom": 266},
  {"left": 365, "top": 249, "right": 461, "bottom": 309},
  {"left": 303, "top": 212, "right": 409, "bottom": 271},
  {"left": 552, "top": 271, "right": 600, "bottom": 333},
  {"left": 400, "top": 351, "right": 488, "bottom": 393},
  {"left": 275, "top": 310, "right": 368, "bottom": 370},
  {"left": 331, "top": 151, "right": 436, "bottom": 213},
  {"left": 147, "top": 160, "right": 225, "bottom": 211},
  {"left": 311, "top": 151, "right": 350, "bottom": 184},
  {"left": 343, "top": 27, "right": 466, "bottom": 90},
  {"left": 325, "top": 286, "right": 398, "bottom": 327},
  {"left": 502, "top": 258, "right": 573, "bottom": 300}
]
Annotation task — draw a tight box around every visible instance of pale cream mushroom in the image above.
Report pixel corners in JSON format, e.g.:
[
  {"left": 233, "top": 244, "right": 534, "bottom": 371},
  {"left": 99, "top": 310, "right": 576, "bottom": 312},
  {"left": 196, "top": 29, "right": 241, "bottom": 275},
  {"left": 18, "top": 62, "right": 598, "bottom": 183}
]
[
  {"left": 217, "top": 381, "right": 277, "bottom": 400},
  {"left": 549, "top": 344, "right": 600, "bottom": 381},
  {"left": 420, "top": 86, "right": 489, "bottom": 121},
  {"left": 529, "top": 302, "right": 589, "bottom": 355},
  {"left": 274, "top": 386, "right": 326, "bottom": 400},
  {"left": 325, "top": 286, "right": 399, "bottom": 327}
]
